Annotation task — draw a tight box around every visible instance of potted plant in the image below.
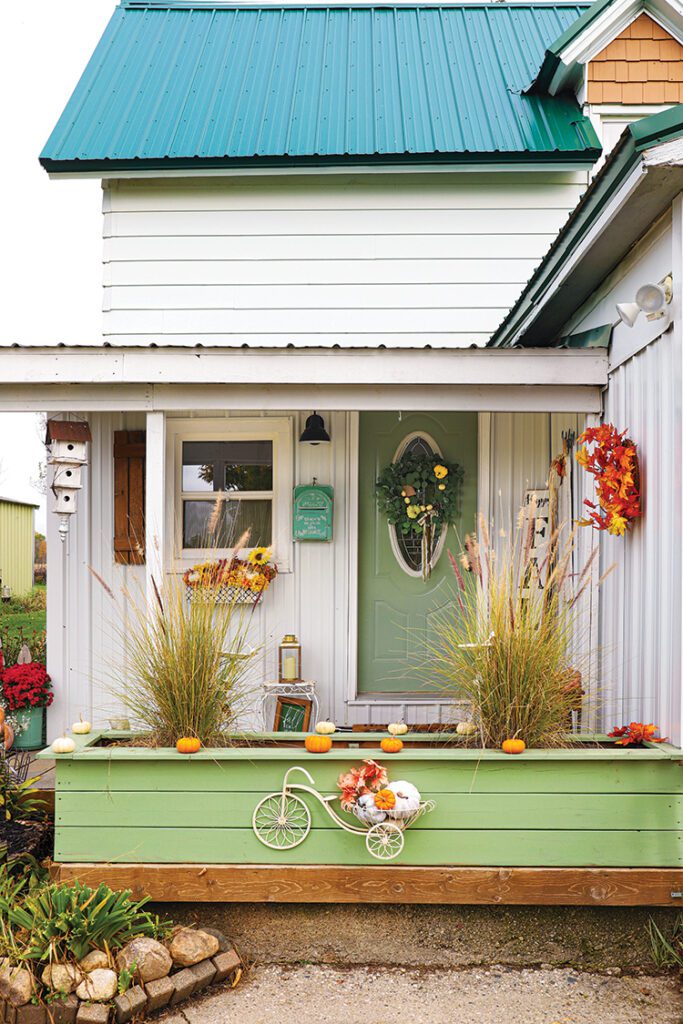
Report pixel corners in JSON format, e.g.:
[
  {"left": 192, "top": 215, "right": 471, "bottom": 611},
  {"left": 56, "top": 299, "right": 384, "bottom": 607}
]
[{"left": 1, "top": 662, "right": 53, "bottom": 750}]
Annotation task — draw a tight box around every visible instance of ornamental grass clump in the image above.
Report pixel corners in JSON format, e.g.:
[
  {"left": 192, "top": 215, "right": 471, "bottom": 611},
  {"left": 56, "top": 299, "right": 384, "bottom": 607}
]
[
  {"left": 92, "top": 530, "right": 258, "bottom": 747},
  {"left": 424, "top": 511, "right": 607, "bottom": 749}
]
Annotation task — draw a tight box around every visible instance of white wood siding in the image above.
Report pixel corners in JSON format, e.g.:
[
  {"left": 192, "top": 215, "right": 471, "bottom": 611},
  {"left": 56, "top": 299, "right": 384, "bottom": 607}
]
[{"left": 103, "top": 172, "right": 588, "bottom": 349}]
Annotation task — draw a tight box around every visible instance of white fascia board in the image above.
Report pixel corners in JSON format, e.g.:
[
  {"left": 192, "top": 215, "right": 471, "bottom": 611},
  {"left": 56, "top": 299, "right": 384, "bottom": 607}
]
[
  {"left": 0, "top": 382, "right": 603, "bottom": 414},
  {"left": 44, "top": 160, "right": 597, "bottom": 182},
  {"left": 508, "top": 159, "right": 648, "bottom": 343},
  {"left": 644, "top": 136, "right": 683, "bottom": 165},
  {"left": 0, "top": 347, "right": 608, "bottom": 388}
]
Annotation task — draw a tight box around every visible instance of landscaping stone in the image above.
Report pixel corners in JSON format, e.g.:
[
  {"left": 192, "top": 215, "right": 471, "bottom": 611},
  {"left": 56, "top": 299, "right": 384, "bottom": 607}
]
[
  {"left": 169, "top": 930, "right": 219, "bottom": 967},
  {"left": 47, "top": 995, "right": 79, "bottom": 1024},
  {"left": 188, "top": 960, "right": 216, "bottom": 993},
  {"left": 211, "top": 950, "right": 242, "bottom": 984},
  {"left": 116, "top": 938, "right": 171, "bottom": 983},
  {"left": 75, "top": 1005, "right": 110, "bottom": 1024},
  {"left": 113, "top": 984, "right": 147, "bottom": 1024},
  {"left": 199, "top": 928, "right": 231, "bottom": 954},
  {"left": 143, "top": 976, "right": 174, "bottom": 1013},
  {"left": 4, "top": 1005, "right": 16, "bottom": 1024},
  {"left": 0, "top": 964, "right": 13, "bottom": 1000},
  {"left": 41, "top": 965, "right": 83, "bottom": 995},
  {"left": 168, "top": 968, "right": 196, "bottom": 1006},
  {"left": 75, "top": 970, "right": 117, "bottom": 1004},
  {"left": 16, "top": 1005, "right": 45, "bottom": 1024},
  {"left": 7, "top": 971, "right": 34, "bottom": 1008},
  {"left": 78, "top": 954, "right": 109, "bottom": 975}
]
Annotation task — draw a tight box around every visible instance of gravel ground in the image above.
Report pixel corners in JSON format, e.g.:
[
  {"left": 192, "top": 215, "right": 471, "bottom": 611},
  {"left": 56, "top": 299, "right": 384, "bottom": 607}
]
[{"left": 160, "top": 965, "right": 683, "bottom": 1024}]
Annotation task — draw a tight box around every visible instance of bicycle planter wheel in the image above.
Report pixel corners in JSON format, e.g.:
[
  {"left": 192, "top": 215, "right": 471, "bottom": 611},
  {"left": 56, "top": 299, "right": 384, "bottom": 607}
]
[
  {"left": 365, "top": 821, "right": 405, "bottom": 860},
  {"left": 253, "top": 793, "right": 312, "bottom": 850}
]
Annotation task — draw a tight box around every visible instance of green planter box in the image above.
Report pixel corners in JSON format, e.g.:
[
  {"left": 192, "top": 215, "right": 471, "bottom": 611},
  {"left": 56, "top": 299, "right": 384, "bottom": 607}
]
[
  {"left": 13, "top": 705, "right": 45, "bottom": 750},
  {"left": 40, "top": 732, "right": 683, "bottom": 867}
]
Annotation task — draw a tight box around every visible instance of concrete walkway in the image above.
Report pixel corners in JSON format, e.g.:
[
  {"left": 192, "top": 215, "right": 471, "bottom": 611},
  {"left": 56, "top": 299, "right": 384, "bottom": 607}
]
[{"left": 159, "top": 965, "right": 683, "bottom": 1024}]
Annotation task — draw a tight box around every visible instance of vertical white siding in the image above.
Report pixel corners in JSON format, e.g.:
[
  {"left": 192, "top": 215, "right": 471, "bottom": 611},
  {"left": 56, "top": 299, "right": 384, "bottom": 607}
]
[
  {"left": 600, "top": 334, "right": 682, "bottom": 743},
  {"left": 102, "top": 172, "right": 587, "bottom": 349}
]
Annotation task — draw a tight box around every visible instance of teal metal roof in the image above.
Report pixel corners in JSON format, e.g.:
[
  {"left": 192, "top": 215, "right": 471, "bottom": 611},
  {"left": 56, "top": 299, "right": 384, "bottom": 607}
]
[{"left": 41, "top": 1, "right": 600, "bottom": 172}]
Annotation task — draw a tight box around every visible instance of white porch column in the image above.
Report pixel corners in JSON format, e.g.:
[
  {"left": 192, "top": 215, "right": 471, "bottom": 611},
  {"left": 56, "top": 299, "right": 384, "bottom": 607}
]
[{"left": 145, "top": 410, "right": 166, "bottom": 609}]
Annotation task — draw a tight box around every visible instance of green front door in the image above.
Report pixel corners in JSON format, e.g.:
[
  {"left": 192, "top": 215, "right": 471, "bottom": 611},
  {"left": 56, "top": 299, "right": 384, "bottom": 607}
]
[{"left": 357, "top": 411, "right": 478, "bottom": 696}]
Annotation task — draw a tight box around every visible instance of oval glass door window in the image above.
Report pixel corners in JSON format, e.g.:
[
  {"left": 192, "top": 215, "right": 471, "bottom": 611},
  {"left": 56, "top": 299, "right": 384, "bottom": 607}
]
[{"left": 388, "top": 433, "right": 447, "bottom": 578}]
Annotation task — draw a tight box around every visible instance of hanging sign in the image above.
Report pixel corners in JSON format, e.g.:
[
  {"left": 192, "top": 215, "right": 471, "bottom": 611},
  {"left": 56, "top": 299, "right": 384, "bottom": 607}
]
[{"left": 293, "top": 485, "right": 334, "bottom": 541}]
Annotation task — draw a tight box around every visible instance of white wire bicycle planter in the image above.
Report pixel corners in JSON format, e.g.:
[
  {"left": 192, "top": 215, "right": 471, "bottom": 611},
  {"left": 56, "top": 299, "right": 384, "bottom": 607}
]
[{"left": 252, "top": 766, "right": 435, "bottom": 861}]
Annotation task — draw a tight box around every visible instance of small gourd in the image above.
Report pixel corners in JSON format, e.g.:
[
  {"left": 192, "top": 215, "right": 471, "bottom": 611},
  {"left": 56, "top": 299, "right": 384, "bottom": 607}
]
[
  {"left": 374, "top": 788, "right": 397, "bottom": 811},
  {"left": 315, "top": 721, "right": 336, "bottom": 735},
  {"left": 52, "top": 735, "right": 76, "bottom": 755},
  {"left": 72, "top": 716, "right": 92, "bottom": 735},
  {"left": 380, "top": 737, "right": 404, "bottom": 754},
  {"left": 502, "top": 738, "right": 526, "bottom": 755},
  {"left": 176, "top": 737, "right": 201, "bottom": 754},
  {"left": 456, "top": 721, "right": 477, "bottom": 737},
  {"left": 387, "top": 722, "right": 408, "bottom": 736},
  {"left": 305, "top": 734, "right": 333, "bottom": 754}
]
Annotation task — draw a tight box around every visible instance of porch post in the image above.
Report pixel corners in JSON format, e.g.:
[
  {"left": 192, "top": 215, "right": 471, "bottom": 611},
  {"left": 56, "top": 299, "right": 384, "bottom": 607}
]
[{"left": 145, "top": 410, "right": 166, "bottom": 609}]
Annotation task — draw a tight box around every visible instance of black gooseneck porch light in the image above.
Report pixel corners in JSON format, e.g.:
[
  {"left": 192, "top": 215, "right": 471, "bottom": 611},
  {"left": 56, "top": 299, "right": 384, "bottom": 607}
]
[{"left": 299, "top": 411, "right": 331, "bottom": 445}]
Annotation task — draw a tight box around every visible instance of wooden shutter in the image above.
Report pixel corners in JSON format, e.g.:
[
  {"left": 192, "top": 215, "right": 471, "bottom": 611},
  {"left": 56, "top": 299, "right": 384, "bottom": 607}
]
[{"left": 114, "top": 431, "right": 146, "bottom": 565}]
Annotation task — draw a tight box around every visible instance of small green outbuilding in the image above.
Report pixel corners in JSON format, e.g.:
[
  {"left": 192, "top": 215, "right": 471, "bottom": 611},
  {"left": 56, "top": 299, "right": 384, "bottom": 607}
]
[{"left": 0, "top": 496, "right": 38, "bottom": 598}]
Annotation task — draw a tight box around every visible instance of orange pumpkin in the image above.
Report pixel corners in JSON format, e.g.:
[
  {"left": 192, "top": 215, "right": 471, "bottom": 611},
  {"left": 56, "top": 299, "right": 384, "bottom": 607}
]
[
  {"left": 176, "top": 736, "right": 201, "bottom": 754},
  {"left": 305, "top": 734, "right": 332, "bottom": 754},
  {"left": 2, "top": 721, "right": 14, "bottom": 752},
  {"left": 380, "top": 737, "right": 404, "bottom": 754},
  {"left": 374, "top": 788, "right": 396, "bottom": 811},
  {"left": 501, "top": 738, "right": 526, "bottom": 755}
]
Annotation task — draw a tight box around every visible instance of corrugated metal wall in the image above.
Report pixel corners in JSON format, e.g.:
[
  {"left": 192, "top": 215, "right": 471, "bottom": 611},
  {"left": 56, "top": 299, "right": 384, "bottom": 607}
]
[
  {"left": 600, "top": 333, "right": 683, "bottom": 744},
  {"left": 0, "top": 500, "right": 35, "bottom": 596}
]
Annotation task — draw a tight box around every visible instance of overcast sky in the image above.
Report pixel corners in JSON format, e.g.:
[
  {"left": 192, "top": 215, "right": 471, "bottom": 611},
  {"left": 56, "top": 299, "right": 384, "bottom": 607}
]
[{"left": 1, "top": 1, "right": 115, "bottom": 531}]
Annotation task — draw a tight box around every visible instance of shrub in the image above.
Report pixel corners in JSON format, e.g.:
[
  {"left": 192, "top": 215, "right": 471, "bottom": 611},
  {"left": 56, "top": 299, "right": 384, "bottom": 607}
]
[
  {"left": 0, "top": 629, "right": 47, "bottom": 668},
  {"left": 422, "top": 511, "right": 606, "bottom": 749}
]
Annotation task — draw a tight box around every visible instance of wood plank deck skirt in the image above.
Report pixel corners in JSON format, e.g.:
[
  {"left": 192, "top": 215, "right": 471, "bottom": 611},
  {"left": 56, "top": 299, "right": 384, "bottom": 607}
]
[{"left": 53, "top": 864, "right": 683, "bottom": 906}]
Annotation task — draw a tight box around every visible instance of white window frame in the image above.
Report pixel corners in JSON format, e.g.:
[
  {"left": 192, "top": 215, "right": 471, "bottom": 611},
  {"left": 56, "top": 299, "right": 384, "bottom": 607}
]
[{"left": 167, "top": 417, "right": 294, "bottom": 572}]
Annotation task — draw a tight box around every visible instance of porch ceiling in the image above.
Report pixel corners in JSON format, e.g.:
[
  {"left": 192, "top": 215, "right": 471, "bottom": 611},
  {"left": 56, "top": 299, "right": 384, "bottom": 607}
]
[{"left": 0, "top": 347, "right": 606, "bottom": 413}]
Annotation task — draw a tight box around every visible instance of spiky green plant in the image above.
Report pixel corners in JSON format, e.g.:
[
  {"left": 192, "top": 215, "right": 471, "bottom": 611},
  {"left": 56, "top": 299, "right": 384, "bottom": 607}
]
[
  {"left": 0, "top": 879, "right": 170, "bottom": 964},
  {"left": 422, "top": 510, "right": 606, "bottom": 749},
  {"left": 649, "top": 915, "right": 683, "bottom": 970}
]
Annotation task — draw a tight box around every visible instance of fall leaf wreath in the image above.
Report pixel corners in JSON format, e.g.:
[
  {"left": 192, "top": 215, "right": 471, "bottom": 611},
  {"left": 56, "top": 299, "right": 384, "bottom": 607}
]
[
  {"left": 376, "top": 452, "right": 463, "bottom": 577},
  {"left": 575, "top": 424, "right": 641, "bottom": 537}
]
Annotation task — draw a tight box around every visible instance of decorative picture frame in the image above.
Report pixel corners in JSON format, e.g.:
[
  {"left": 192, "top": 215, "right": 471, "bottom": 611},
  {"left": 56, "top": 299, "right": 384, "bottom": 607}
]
[{"left": 273, "top": 696, "right": 312, "bottom": 732}]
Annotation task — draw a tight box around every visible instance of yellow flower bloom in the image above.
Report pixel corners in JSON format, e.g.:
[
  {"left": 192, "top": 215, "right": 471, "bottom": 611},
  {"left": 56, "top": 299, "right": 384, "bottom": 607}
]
[
  {"left": 438, "top": 483, "right": 446, "bottom": 492},
  {"left": 434, "top": 464, "right": 448, "bottom": 480},
  {"left": 406, "top": 505, "right": 420, "bottom": 519},
  {"left": 247, "top": 546, "right": 272, "bottom": 566}
]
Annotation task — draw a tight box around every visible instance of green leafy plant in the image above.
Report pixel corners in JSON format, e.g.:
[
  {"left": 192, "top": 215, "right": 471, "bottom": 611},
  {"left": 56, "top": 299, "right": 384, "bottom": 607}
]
[
  {"left": 94, "top": 531, "right": 258, "bottom": 746},
  {"left": 376, "top": 451, "right": 463, "bottom": 537},
  {"left": 0, "top": 880, "right": 171, "bottom": 964},
  {"left": 0, "top": 759, "right": 47, "bottom": 823},
  {"left": 117, "top": 960, "right": 137, "bottom": 994},
  {"left": 422, "top": 511, "right": 609, "bottom": 749},
  {"left": 649, "top": 915, "right": 683, "bottom": 970}
]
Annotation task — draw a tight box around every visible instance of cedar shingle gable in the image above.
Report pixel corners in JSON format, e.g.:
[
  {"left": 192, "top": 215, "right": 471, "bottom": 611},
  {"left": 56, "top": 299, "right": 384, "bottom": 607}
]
[{"left": 588, "top": 13, "right": 683, "bottom": 103}]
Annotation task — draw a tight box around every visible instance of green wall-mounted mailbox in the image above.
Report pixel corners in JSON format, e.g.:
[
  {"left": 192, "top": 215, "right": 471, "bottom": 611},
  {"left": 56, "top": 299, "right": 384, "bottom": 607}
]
[{"left": 293, "top": 485, "right": 334, "bottom": 541}]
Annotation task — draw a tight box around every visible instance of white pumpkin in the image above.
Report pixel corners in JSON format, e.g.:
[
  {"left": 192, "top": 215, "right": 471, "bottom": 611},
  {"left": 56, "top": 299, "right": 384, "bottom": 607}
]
[
  {"left": 385, "top": 781, "right": 421, "bottom": 819},
  {"left": 315, "top": 721, "right": 336, "bottom": 735},
  {"left": 387, "top": 722, "right": 408, "bottom": 736},
  {"left": 352, "top": 792, "right": 387, "bottom": 826},
  {"left": 72, "top": 716, "right": 92, "bottom": 735},
  {"left": 52, "top": 735, "right": 76, "bottom": 754},
  {"left": 456, "top": 721, "right": 477, "bottom": 737}
]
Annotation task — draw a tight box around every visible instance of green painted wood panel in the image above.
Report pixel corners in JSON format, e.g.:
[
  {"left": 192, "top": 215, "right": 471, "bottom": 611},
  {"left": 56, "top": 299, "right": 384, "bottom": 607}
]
[
  {"left": 54, "top": 826, "right": 683, "bottom": 867},
  {"left": 56, "top": 791, "right": 683, "bottom": 832},
  {"left": 357, "top": 411, "right": 478, "bottom": 695},
  {"left": 54, "top": 757, "right": 683, "bottom": 795}
]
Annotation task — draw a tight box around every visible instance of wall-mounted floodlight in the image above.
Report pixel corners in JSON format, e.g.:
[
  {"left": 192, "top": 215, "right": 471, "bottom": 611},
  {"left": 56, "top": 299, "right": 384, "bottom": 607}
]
[{"left": 616, "top": 275, "right": 673, "bottom": 328}]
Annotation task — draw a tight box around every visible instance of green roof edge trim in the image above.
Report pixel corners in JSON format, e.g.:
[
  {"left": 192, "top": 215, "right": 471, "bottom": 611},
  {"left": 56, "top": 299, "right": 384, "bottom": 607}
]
[
  {"left": 488, "top": 105, "right": 683, "bottom": 349},
  {"left": 529, "top": 0, "right": 613, "bottom": 92},
  {"left": 560, "top": 324, "right": 613, "bottom": 348}
]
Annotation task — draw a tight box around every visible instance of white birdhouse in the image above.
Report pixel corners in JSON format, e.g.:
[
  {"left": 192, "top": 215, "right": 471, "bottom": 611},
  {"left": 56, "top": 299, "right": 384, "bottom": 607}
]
[{"left": 46, "top": 420, "right": 92, "bottom": 542}]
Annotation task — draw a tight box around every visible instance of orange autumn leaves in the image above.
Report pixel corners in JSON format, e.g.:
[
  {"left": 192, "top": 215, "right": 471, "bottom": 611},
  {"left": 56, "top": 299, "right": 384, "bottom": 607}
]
[{"left": 575, "top": 424, "right": 641, "bottom": 537}]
